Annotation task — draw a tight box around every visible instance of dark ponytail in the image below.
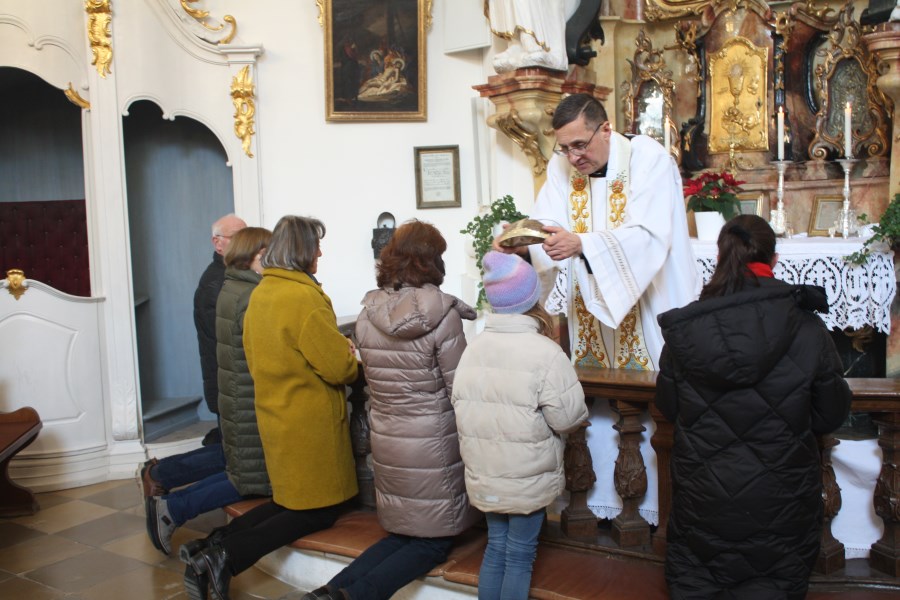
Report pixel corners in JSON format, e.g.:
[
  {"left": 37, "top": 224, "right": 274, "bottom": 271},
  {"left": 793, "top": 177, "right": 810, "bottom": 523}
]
[{"left": 700, "top": 214, "right": 776, "bottom": 300}]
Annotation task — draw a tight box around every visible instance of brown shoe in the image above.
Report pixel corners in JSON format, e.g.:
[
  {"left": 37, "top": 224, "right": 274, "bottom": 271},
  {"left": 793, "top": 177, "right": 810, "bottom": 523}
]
[{"left": 140, "top": 458, "right": 168, "bottom": 497}]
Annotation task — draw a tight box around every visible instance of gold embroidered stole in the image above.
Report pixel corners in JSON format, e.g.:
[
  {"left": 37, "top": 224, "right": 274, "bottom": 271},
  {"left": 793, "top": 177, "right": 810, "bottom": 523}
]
[{"left": 568, "top": 138, "right": 654, "bottom": 371}]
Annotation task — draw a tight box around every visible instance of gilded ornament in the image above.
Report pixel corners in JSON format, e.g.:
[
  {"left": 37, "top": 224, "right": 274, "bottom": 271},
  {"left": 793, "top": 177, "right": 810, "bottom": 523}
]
[
  {"left": 316, "top": 0, "right": 325, "bottom": 28},
  {"left": 493, "top": 109, "right": 547, "bottom": 176},
  {"left": 808, "top": 3, "right": 889, "bottom": 160},
  {"left": 231, "top": 66, "right": 256, "bottom": 158},
  {"left": 65, "top": 83, "right": 91, "bottom": 109},
  {"left": 85, "top": 0, "right": 113, "bottom": 78},
  {"left": 621, "top": 28, "right": 675, "bottom": 145},
  {"left": 708, "top": 37, "right": 768, "bottom": 154},
  {"left": 644, "top": 0, "right": 707, "bottom": 22},
  {"left": 425, "top": 0, "right": 433, "bottom": 31},
  {"left": 180, "top": 0, "right": 237, "bottom": 44},
  {"left": 4, "top": 269, "right": 28, "bottom": 300}
]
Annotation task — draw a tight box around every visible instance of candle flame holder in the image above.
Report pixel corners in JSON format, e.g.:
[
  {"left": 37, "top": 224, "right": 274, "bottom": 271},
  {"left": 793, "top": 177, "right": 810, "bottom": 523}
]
[
  {"left": 769, "top": 160, "right": 792, "bottom": 236},
  {"left": 835, "top": 158, "right": 859, "bottom": 238}
]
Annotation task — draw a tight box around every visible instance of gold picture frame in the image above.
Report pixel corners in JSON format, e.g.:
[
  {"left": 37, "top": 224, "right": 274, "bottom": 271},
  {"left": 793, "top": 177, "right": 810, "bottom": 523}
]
[
  {"left": 324, "top": 0, "right": 427, "bottom": 122},
  {"left": 737, "top": 191, "right": 766, "bottom": 217},
  {"left": 809, "top": 196, "right": 844, "bottom": 236},
  {"left": 414, "top": 145, "right": 460, "bottom": 209}
]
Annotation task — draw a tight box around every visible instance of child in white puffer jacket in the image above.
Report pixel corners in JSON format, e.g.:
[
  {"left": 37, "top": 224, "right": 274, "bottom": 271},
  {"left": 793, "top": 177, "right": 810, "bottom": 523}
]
[{"left": 452, "top": 251, "right": 588, "bottom": 600}]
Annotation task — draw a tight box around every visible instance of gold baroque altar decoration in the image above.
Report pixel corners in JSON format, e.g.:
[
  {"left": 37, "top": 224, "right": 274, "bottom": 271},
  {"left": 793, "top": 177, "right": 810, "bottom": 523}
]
[
  {"left": 808, "top": 2, "right": 890, "bottom": 160},
  {"left": 231, "top": 66, "right": 256, "bottom": 158},
  {"left": 708, "top": 37, "right": 768, "bottom": 154},
  {"left": 85, "top": 0, "right": 112, "bottom": 78},
  {"left": 180, "top": 0, "right": 237, "bottom": 44}
]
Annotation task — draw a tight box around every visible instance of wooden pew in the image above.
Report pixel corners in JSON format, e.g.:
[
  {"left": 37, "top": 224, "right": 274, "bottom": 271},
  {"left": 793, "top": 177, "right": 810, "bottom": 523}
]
[{"left": 0, "top": 406, "right": 42, "bottom": 517}]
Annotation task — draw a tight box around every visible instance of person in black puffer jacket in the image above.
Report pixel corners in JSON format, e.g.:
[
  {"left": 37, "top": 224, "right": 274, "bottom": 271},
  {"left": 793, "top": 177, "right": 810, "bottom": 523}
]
[{"left": 655, "top": 215, "right": 851, "bottom": 600}]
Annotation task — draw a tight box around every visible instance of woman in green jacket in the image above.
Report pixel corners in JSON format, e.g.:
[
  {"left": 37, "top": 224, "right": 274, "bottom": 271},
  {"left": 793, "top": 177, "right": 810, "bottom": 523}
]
[{"left": 180, "top": 215, "right": 359, "bottom": 600}]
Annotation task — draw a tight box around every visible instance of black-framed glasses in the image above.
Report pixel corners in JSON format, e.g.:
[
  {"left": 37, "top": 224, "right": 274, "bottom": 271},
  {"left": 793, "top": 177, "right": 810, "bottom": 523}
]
[{"left": 552, "top": 122, "right": 604, "bottom": 157}]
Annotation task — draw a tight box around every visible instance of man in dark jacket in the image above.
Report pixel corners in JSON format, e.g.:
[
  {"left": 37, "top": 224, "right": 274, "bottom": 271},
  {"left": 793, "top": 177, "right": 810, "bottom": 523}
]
[{"left": 194, "top": 213, "right": 246, "bottom": 445}]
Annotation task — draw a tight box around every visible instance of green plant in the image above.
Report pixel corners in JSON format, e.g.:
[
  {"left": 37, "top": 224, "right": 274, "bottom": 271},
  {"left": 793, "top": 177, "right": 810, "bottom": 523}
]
[
  {"left": 460, "top": 195, "right": 526, "bottom": 308},
  {"left": 683, "top": 170, "right": 745, "bottom": 219},
  {"left": 845, "top": 193, "right": 900, "bottom": 265}
]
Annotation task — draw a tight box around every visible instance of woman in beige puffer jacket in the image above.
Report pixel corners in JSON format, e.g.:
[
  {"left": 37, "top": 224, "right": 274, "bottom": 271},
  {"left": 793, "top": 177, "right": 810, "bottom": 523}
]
[{"left": 302, "top": 220, "right": 480, "bottom": 600}]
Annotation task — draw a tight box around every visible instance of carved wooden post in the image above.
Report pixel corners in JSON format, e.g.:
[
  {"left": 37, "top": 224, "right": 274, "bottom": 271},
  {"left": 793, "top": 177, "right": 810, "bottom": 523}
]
[
  {"left": 649, "top": 405, "right": 673, "bottom": 556},
  {"left": 609, "top": 399, "right": 650, "bottom": 547},
  {"left": 562, "top": 398, "right": 598, "bottom": 537},
  {"left": 870, "top": 412, "right": 900, "bottom": 576},
  {"left": 347, "top": 370, "right": 375, "bottom": 510},
  {"left": 815, "top": 433, "right": 845, "bottom": 574}
]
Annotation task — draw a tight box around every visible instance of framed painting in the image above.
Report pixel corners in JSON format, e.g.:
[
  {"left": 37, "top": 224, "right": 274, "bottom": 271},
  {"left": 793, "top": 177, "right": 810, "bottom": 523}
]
[
  {"left": 324, "top": 0, "right": 427, "bottom": 122},
  {"left": 414, "top": 145, "right": 460, "bottom": 209},
  {"left": 809, "top": 196, "right": 844, "bottom": 237},
  {"left": 737, "top": 192, "right": 765, "bottom": 217}
]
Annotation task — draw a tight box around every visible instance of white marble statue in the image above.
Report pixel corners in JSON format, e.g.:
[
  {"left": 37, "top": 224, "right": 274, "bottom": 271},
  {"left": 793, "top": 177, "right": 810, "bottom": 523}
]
[{"left": 486, "top": 0, "right": 579, "bottom": 73}]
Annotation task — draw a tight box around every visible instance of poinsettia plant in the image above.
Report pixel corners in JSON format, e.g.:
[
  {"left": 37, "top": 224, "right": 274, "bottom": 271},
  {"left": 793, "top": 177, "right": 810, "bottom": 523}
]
[{"left": 683, "top": 170, "right": 745, "bottom": 219}]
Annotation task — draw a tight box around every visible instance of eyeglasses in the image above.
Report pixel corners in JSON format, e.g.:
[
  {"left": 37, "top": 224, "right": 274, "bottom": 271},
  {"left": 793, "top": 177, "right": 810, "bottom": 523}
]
[
  {"left": 213, "top": 234, "right": 232, "bottom": 241},
  {"left": 552, "top": 122, "right": 604, "bottom": 157}
]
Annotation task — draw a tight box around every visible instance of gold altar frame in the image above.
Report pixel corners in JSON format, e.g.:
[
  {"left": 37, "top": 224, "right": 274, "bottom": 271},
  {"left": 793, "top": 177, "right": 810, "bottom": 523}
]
[
  {"left": 708, "top": 37, "right": 768, "bottom": 154},
  {"left": 621, "top": 29, "right": 678, "bottom": 162},
  {"left": 807, "top": 3, "right": 889, "bottom": 160},
  {"left": 644, "top": 0, "right": 708, "bottom": 21},
  {"left": 324, "top": 0, "right": 427, "bottom": 122}
]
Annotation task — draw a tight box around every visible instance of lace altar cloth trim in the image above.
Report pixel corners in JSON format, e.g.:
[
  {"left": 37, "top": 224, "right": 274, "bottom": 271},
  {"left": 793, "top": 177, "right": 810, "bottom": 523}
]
[{"left": 695, "top": 251, "right": 895, "bottom": 333}]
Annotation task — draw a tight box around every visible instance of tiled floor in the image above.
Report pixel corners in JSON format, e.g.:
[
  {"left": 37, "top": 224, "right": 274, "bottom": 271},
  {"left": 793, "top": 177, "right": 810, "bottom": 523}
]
[{"left": 0, "top": 478, "right": 307, "bottom": 599}]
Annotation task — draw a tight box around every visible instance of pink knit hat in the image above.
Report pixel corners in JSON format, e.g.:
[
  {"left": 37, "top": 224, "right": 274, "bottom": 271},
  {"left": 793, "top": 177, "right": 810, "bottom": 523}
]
[{"left": 482, "top": 251, "right": 541, "bottom": 314}]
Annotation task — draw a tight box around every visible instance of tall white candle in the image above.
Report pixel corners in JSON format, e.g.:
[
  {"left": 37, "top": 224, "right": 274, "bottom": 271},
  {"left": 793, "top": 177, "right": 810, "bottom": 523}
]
[
  {"left": 664, "top": 116, "right": 671, "bottom": 153},
  {"left": 844, "top": 102, "right": 853, "bottom": 158},
  {"left": 777, "top": 107, "right": 784, "bottom": 161}
]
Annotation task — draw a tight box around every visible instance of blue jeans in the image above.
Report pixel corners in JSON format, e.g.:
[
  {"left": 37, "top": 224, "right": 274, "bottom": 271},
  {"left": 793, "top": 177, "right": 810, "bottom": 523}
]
[
  {"left": 151, "top": 443, "right": 225, "bottom": 490},
  {"left": 327, "top": 533, "right": 454, "bottom": 600},
  {"left": 479, "top": 510, "right": 545, "bottom": 600},
  {"left": 164, "top": 470, "right": 243, "bottom": 526}
]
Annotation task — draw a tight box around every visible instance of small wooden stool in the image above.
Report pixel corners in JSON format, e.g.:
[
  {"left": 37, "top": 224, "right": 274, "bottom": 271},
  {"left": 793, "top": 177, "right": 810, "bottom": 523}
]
[{"left": 0, "top": 406, "right": 42, "bottom": 517}]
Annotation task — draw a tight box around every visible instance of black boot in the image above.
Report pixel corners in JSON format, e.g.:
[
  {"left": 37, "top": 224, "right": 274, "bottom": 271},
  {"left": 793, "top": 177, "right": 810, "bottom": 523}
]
[
  {"left": 182, "top": 562, "right": 209, "bottom": 600},
  {"left": 190, "top": 542, "right": 232, "bottom": 600}
]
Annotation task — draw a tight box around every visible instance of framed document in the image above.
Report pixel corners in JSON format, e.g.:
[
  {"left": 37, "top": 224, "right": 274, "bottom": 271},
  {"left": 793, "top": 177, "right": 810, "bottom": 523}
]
[
  {"left": 414, "top": 145, "right": 461, "bottom": 209},
  {"left": 809, "top": 196, "right": 844, "bottom": 236}
]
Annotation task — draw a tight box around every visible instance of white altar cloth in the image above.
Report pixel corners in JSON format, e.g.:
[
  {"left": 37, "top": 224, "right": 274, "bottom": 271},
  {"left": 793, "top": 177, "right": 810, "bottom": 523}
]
[
  {"left": 691, "top": 237, "right": 896, "bottom": 333},
  {"left": 585, "top": 237, "right": 893, "bottom": 555}
]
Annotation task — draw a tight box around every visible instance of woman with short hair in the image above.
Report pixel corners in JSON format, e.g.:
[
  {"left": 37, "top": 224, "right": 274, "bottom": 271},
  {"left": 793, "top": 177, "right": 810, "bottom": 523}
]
[{"left": 181, "top": 215, "right": 359, "bottom": 600}]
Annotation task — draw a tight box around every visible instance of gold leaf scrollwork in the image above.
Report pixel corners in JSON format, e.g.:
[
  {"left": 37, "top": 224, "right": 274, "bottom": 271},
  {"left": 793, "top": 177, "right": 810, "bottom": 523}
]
[
  {"left": 4, "top": 269, "right": 28, "bottom": 300},
  {"left": 425, "top": 0, "right": 433, "bottom": 31},
  {"left": 181, "top": 0, "right": 237, "bottom": 44},
  {"left": 709, "top": 37, "right": 768, "bottom": 153},
  {"left": 65, "top": 83, "right": 91, "bottom": 109},
  {"left": 316, "top": 0, "right": 326, "bottom": 28},
  {"left": 85, "top": 0, "right": 113, "bottom": 78},
  {"left": 493, "top": 109, "right": 548, "bottom": 176},
  {"left": 808, "top": 2, "right": 890, "bottom": 160},
  {"left": 231, "top": 66, "right": 256, "bottom": 158}
]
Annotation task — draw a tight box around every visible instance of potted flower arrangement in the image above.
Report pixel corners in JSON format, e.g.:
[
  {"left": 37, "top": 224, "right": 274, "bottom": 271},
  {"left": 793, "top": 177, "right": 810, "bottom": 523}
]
[{"left": 683, "top": 170, "right": 745, "bottom": 240}]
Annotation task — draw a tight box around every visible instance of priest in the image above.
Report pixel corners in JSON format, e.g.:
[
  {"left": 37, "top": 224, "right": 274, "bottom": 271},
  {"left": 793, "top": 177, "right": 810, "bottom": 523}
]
[{"left": 493, "top": 92, "right": 700, "bottom": 524}]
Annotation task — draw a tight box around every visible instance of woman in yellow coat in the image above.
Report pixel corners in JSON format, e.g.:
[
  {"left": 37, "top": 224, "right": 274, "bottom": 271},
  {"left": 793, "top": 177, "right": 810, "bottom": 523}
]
[{"left": 180, "top": 215, "right": 359, "bottom": 600}]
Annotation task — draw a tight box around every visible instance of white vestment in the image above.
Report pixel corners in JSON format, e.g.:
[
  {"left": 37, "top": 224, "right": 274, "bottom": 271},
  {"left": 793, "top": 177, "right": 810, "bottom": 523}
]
[{"left": 529, "top": 132, "right": 700, "bottom": 523}]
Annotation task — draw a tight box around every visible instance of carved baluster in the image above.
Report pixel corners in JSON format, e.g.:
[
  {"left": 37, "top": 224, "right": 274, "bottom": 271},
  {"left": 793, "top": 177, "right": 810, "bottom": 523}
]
[
  {"left": 815, "top": 433, "right": 845, "bottom": 574},
  {"left": 347, "top": 368, "right": 375, "bottom": 510},
  {"left": 562, "top": 398, "right": 598, "bottom": 537},
  {"left": 610, "top": 399, "right": 650, "bottom": 547},
  {"left": 649, "top": 405, "right": 673, "bottom": 556},
  {"left": 870, "top": 412, "right": 900, "bottom": 576}
]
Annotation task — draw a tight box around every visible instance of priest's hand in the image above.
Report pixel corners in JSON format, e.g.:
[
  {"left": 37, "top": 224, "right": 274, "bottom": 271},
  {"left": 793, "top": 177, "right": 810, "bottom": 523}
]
[{"left": 542, "top": 226, "right": 582, "bottom": 260}]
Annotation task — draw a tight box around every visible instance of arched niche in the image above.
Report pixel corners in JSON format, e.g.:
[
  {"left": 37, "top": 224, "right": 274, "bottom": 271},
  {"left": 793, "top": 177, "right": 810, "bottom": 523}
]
[{"left": 122, "top": 99, "right": 234, "bottom": 440}]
